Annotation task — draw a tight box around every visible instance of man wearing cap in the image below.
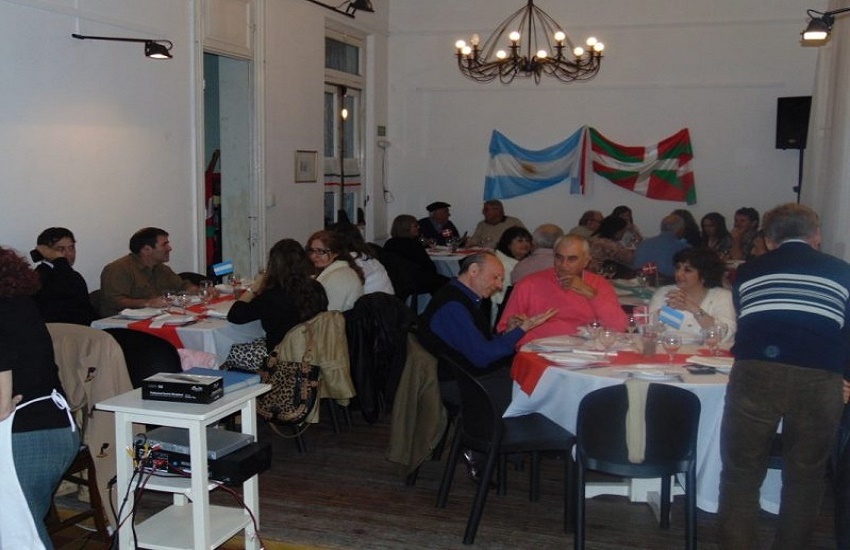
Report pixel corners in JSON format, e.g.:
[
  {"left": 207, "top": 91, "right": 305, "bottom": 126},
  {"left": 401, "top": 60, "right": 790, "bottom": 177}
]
[{"left": 419, "top": 201, "right": 462, "bottom": 246}]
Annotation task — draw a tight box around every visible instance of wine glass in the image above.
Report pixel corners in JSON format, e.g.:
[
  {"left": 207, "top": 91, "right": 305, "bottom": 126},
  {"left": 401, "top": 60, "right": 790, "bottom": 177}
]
[
  {"left": 626, "top": 316, "right": 638, "bottom": 334},
  {"left": 702, "top": 325, "right": 726, "bottom": 356},
  {"left": 199, "top": 279, "right": 214, "bottom": 305},
  {"left": 598, "top": 328, "right": 619, "bottom": 358},
  {"left": 662, "top": 334, "right": 683, "bottom": 363},
  {"left": 586, "top": 320, "right": 603, "bottom": 345}
]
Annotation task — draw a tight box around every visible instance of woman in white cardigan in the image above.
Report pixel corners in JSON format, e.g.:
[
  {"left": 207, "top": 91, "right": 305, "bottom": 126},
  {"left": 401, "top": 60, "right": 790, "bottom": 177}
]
[
  {"left": 648, "top": 247, "right": 736, "bottom": 343},
  {"left": 307, "top": 230, "right": 364, "bottom": 312}
]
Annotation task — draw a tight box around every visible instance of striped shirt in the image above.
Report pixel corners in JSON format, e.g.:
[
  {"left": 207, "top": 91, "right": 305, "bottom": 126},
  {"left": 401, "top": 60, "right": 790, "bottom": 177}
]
[{"left": 732, "top": 241, "right": 850, "bottom": 374}]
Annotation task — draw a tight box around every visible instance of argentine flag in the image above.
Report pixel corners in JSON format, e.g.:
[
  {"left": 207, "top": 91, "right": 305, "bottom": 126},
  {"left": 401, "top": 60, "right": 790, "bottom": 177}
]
[{"left": 484, "top": 127, "right": 586, "bottom": 200}]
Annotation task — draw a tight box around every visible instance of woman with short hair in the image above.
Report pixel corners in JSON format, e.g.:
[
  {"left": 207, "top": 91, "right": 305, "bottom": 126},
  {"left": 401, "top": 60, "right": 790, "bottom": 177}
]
[{"left": 648, "top": 247, "right": 736, "bottom": 342}]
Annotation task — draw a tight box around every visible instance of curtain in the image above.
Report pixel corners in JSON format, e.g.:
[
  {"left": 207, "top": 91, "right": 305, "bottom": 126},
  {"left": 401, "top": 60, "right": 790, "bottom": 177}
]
[{"left": 802, "top": 0, "right": 850, "bottom": 260}]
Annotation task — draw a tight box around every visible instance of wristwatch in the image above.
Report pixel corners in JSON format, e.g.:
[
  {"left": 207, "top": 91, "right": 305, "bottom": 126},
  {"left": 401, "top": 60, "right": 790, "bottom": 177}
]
[{"left": 693, "top": 309, "right": 706, "bottom": 318}]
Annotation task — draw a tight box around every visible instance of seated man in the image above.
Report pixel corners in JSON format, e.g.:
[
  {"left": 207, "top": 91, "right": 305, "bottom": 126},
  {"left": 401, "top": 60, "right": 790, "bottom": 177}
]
[
  {"left": 466, "top": 200, "right": 525, "bottom": 248},
  {"left": 633, "top": 213, "right": 691, "bottom": 283},
  {"left": 511, "top": 223, "right": 564, "bottom": 284},
  {"left": 32, "top": 227, "right": 98, "bottom": 325},
  {"left": 418, "top": 201, "right": 462, "bottom": 246},
  {"left": 99, "top": 227, "right": 197, "bottom": 316},
  {"left": 417, "top": 251, "right": 554, "bottom": 412},
  {"left": 499, "top": 234, "right": 627, "bottom": 347}
]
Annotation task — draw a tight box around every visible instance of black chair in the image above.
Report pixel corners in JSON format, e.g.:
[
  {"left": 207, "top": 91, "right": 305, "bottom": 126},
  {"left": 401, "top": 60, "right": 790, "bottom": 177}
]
[
  {"left": 575, "top": 383, "right": 701, "bottom": 550},
  {"left": 436, "top": 356, "right": 576, "bottom": 545},
  {"left": 104, "top": 328, "right": 183, "bottom": 388}
]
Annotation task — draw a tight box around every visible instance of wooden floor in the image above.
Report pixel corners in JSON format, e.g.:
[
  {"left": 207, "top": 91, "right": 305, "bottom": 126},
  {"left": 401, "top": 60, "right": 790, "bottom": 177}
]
[{"left": 56, "top": 408, "right": 839, "bottom": 549}]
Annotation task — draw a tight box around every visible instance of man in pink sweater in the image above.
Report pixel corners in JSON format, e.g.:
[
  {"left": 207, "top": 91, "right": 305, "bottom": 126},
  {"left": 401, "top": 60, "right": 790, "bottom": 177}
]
[{"left": 498, "top": 234, "right": 627, "bottom": 347}]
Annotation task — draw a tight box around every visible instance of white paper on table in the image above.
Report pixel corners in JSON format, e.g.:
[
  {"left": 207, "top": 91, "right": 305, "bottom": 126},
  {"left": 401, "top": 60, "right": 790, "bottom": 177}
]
[{"left": 205, "top": 300, "right": 234, "bottom": 319}]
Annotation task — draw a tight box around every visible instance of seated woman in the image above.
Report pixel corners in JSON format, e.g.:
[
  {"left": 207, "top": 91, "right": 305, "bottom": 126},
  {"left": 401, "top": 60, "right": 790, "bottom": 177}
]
[
  {"left": 492, "top": 226, "right": 533, "bottom": 306},
  {"left": 307, "top": 230, "right": 364, "bottom": 312},
  {"left": 0, "top": 246, "right": 80, "bottom": 547},
  {"left": 228, "top": 239, "right": 328, "bottom": 352},
  {"left": 331, "top": 222, "right": 395, "bottom": 295},
  {"left": 673, "top": 208, "right": 703, "bottom": 248},
  {"left": 648, "top": 248, "right": 736, "bottom": 342},
  {"left": 32, "top": 227, "right": 98, "bottom": 325},
  {"left": 588, "top": 216, "right": 636, "bottom": 277},
  {"left": 701, "top": 212, "right": 733, "bottom": 257},
  {"left": 382, "top": 214, "right": 448, "bottom": 295},
  {"left": 611, "top": 205, "right": 643, "bottom": 248}
]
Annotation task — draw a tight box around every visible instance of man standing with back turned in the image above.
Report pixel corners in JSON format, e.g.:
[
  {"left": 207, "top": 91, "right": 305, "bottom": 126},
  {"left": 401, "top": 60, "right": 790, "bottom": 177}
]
[{"left": 718, "top": 203, "right": 850, "bottom": 549}]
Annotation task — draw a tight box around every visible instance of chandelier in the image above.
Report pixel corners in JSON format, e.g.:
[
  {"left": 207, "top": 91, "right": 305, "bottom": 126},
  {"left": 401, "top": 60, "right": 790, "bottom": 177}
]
[{"left": 454, "top": 0, "right": 604, "bottom": 85}]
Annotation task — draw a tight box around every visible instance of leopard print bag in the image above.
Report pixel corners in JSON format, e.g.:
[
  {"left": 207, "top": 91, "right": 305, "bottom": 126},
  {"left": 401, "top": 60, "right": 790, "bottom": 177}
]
[{"left": 256, "top": 327, "right": 320, "bottom": 425}]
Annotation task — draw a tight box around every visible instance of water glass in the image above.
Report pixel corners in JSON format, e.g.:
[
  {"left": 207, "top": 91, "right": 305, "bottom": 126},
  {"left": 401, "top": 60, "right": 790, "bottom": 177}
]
[{"left": 598, "top": 328, "right": 618, "bottom": 357}]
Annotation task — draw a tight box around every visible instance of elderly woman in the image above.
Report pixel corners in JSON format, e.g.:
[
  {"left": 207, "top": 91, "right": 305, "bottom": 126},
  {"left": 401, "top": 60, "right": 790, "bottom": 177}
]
[
  {"left": 492, "top": 226, "right": 533, "bottom": 306},
  {"left": 588, "top": 215, "right": 636, "bottom": 276},
  {"left": 0, "top": 246, "right": 79, "bottom": 547},
  {"left": 228, "top": 238, "right": 328, "bottom": 352},
  {"left": 383, "top": 214, "right": 448, "bottom": 295},
  {"left": 701, "top": 212, "right": 733, "bottom": 257},
  {"left": 307, "top": 230, "right": 364, "bottom": 312},
  {"left": 648, "top": 247, "right": 736, "bottom": 342}
]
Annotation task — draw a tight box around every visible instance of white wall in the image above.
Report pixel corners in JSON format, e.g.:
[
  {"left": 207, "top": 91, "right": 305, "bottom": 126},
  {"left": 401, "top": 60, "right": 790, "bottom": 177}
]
[
  {"left": 0, "top": 0, "right": 390, "bottom": 290},
  {"left": 386, "top": 0, "right": 828, "bottom": 237}
]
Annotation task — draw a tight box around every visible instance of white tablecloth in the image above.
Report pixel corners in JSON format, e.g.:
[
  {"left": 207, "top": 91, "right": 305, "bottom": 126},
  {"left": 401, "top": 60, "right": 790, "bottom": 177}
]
[
  {"left": 503, "top": 360, "right": 782, "bottom": 514},
  {"left": 91, "top": 315, "right": 264, "bottom": 365},
  {"left": 430, "top": 253, "right": 465, "bottom": 278}
]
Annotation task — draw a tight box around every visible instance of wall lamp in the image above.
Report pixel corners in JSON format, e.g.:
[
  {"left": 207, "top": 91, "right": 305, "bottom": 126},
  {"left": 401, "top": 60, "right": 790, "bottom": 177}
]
[
  {"left": 801, "top": 7, "right": 850, "bottom": 45},
  {"left": 71, "top": 33, "right": 173, "bottom": 59},
  {"left": 301, "top": 0, "right": 374, "bottom": 19}
]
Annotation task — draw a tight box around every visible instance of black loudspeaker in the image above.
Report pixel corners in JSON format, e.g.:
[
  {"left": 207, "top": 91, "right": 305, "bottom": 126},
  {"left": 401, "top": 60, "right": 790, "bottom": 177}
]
[{"left": 776, "top": 96, "right": 812, "bottom": 150}]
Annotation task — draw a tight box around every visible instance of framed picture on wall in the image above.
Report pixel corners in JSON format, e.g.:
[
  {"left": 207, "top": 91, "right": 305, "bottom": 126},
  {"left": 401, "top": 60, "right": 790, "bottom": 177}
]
[{"left": 295, "top": 150, "right": 318, "bottom": 183}]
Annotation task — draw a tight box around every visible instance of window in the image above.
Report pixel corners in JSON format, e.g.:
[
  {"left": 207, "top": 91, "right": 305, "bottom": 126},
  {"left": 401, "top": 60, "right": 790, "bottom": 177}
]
[{"left": 324, "top": 32, "right": 364, "bottom": 227}]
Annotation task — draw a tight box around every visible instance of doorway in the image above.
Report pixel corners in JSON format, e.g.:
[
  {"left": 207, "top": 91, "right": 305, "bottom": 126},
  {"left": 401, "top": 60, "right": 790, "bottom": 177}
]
[{"left": 203, "top": 52, "right": 258, "bottom": 280}]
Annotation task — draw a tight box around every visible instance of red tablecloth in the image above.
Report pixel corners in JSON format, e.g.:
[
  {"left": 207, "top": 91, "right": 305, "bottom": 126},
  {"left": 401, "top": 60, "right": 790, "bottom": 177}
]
[{"left": 511, "top": 348, "right": 732, "bottom": 395}]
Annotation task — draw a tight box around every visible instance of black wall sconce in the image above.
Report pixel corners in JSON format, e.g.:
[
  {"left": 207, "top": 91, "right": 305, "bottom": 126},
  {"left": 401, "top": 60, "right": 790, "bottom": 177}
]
[{"left": 71, "top": 33, "right": 174, "bottom": 59}]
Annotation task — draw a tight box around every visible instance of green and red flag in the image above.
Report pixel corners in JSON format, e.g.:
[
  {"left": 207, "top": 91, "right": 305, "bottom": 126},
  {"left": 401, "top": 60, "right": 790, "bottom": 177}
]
[{"left": 589, "top": 127, "right": 696, "bottom": 205}]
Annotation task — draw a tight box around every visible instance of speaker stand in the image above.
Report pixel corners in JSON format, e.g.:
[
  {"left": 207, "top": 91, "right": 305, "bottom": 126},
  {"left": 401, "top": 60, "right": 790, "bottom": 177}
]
[{"left": 793, "top": 148, "right": 805, "bottom": 204}]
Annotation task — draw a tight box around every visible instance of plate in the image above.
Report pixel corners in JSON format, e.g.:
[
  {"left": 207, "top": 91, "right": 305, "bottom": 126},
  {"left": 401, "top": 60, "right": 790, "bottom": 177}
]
[
  {"left": 161, "top": 315, "right": 197, "bottom": 325},
  {"left": 631, "top": 370, "right": 679, "bottom": 381},
  {"left": 526, "top": 335, "right": 585, "bottom": 352},
  {"left": 215, "top": 284, "right": 234, "bottom": 294},
  {"left": 119, "top": 307, "right": 163, "bottom": 319}
]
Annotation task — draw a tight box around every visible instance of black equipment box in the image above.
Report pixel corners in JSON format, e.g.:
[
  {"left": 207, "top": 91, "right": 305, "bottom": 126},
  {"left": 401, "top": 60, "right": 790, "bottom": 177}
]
[
  {"left": 136, "top": 440, "right": 272, "bottom": 487},
  {"left": 142, "top": 372, "right": 224, "bottom": 404}
]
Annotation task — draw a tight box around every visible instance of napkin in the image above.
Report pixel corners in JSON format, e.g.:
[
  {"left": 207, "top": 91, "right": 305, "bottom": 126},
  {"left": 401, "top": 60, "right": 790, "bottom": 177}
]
[
  {"left": 205, "top": 300, "right": 234, "bottom": 319},
  {"left": 686, "top": 355, "right": 734, "bottom": 368}
]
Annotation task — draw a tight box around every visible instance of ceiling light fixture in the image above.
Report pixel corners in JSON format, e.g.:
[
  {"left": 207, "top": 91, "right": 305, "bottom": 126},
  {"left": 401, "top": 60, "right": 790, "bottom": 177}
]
[
  {"left": 71, "top": 33, "right": 173, "bottom": 59},
  {"left": 302, "top": 0, "right": 374, "bottom": 19},
  {"left": 454, "top": 0, "right": 604, "bottom": 85},
  {"left": 801, "top": 7, "right": 850, "bottom": 45}
]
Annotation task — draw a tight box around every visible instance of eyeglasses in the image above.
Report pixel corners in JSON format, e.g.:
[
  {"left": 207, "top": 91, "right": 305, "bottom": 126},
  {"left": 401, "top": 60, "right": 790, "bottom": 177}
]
[{"left": 307, "top": 248, "right": 330, "bottom": 256}]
